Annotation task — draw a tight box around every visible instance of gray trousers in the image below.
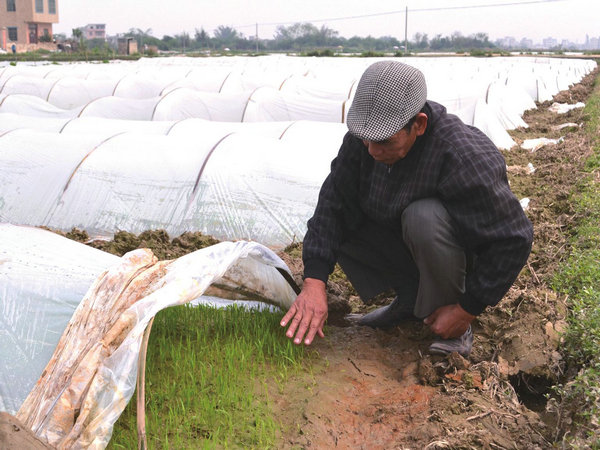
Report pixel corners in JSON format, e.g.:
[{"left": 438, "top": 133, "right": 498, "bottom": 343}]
[{"left": 337, "top": 198, "right": 466, "bottom": 319}]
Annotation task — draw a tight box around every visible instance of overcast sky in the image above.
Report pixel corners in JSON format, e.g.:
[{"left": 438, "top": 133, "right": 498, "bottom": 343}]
[{"left": 54, "top": 0, "right": 599, "bottom": 45}]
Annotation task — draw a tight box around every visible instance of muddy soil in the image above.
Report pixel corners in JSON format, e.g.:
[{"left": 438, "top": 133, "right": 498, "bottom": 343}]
[{"left": 58, "top": 66, "right": 599, "bottom": 448}]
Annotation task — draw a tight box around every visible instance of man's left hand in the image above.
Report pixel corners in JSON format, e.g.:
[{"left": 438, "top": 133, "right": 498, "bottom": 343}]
[{"left": 424, "top": 303, "right": 475, "bottom": 339}]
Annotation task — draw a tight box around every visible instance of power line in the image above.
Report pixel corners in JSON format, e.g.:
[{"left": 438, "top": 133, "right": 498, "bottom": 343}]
[{"left": 233, "top": 0, "right": 565, "bottom": 30}]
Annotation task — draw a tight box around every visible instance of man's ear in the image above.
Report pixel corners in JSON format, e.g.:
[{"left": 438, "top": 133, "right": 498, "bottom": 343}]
[{"left": 414, "top": 113, "right": 428, "bottom": 136}]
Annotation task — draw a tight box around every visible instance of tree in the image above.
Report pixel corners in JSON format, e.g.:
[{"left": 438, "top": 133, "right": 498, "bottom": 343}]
[
  {"left": 71, "top": 28, "right": 82, "bottom": 40},
  {"left": 213, "top": 25, "right": 239, "bottom": 49},
  {"left": 138, "top": 28, "right": 153, "bottom": 49},
  {"left": 315, "top": 25, "right": 340, "bottom": 47},
  {"left": 274, "top": 22, "right": 317, "bottom": 41},
  {"left": 362, "top": 35, "right": 377, "bottom": 51},
  {"left": 413, "top": 32, "right": 429, "bottom": 50},
  {"left": 376, "top": 35, "right": 401, "bottom": 51},
  {"left": 474, "top": 32, "right": 492, "bottom": 48},
  {"left": 71, "top": 28, "right": 87, "bottom": 56},
  {"left": 346, "top": 36, "right": 363, "bottom": 50},
  {"left": 430, "top": 34, "right": 450, "bottom": 50},
  {"left": 425, "top": 31, "right": 494, "bottom": 52},
  {"left": 160, "top": 35, "right": 178, "bottom": 51},
  {"left": 176, "top": 32, "right": 191, "bottom": 52},
  {"left": 194, "top": 27, "right": 210, "bottom": 49},
  {"left": 273, "top": 22, "right": 339, "bottom": 51}
]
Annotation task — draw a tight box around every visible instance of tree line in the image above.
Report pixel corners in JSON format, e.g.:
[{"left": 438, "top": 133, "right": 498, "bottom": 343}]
[{"left": 64, "top": 22, "right": 495, "bottom": 55}]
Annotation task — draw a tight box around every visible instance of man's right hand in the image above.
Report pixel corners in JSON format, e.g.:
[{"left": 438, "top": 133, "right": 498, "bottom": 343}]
[{"left": 280, "top": 278, "right": 328, "bottom": 345}]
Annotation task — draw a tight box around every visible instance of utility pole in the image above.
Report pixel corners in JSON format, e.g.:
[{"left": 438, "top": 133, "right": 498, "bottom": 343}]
[
  {"left": 255, "top": 23, "right": 259, "bottom": 53},
  {"left": 404, "top": 6, "right": 408, "bottom": 55}
]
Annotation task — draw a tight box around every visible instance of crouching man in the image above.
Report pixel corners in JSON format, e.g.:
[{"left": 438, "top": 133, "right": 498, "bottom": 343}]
[{"left": 281, "top": 61, "right": 533, "bottom": 357}]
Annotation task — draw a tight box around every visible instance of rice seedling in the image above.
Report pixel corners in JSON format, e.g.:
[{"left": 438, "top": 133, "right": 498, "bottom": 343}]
[{"left": 108, "top": 303, "right": 315, "bottom": 449}]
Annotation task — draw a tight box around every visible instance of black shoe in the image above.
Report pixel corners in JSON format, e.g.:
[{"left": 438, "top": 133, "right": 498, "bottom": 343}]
[{"left": 357, "top": 295, "right": 417, "bottom": 329}]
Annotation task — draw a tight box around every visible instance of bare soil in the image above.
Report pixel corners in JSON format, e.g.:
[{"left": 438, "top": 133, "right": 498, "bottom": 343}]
[
  {"left": 59, "top": 66, "right": 599, "bottom": 448},
  {"left": 0, "top": 412, "right": 52, "bottom": 449}
]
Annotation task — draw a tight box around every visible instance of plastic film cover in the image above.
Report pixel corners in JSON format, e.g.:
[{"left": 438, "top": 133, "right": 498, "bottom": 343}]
[
  {"left": 0, "top": 113, "right": 70, "bottom": 133},
  {"left": 0, "top": 224, "right": 119, "bottom": 415},
  {"left": 79, "top": 96, "right": 161, "bottom": 121},
  {"left": 44, "top": 133, "right": 220, "bottom": 237},
  {"left": 153, "top": 89, "right": 250, "bottom": 122},
  {"left": 182, "top": 132, "right": 336, "bottom": 248},
  {"left": 0, "top": 130, "right": 110, "bottom": 226},
  {"left": 0, "top": 94, "right": 82, "bottom": 119},
  {"left": 47, "top": 77, "right": 117, "bottom": 110},
  {"left": 12, "top": 236, "right": 295, "bottom": 448}
]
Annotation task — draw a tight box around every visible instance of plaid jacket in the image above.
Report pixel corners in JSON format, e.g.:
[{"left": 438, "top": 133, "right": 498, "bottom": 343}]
[{"left": 303, "top": 100, "right": 533, "bottom": 315}]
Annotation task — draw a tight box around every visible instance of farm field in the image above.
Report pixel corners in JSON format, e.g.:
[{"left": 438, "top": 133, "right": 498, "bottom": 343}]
[
  {"left": 103, "top": 68, "right": 600, "bottom": 448},
  {"left": 1, "top": 56, "right": 599, "bottom": 448},
  {"left": 105, "top": 65, "right": 600, "bottom": 449}
]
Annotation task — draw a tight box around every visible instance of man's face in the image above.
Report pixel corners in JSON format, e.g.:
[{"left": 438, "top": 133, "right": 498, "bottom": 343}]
[{"left": 362, "top": 113, "right": 428, "bottom": 166}]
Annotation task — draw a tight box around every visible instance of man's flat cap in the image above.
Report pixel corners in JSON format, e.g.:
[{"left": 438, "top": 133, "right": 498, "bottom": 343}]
[{"left": 347, "top": 61, "right": 427, "bottom": 142}]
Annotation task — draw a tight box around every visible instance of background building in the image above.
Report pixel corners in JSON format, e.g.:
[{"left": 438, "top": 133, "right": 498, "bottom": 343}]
[
  {"left": 82, "top": 23, "right": 105, "bottom": 40},
  {"left": 0, "top": 0, "right": 59, "bottom": 51},
  {"left": 542, "top": 37, "right": 558, "bottom": 49}
]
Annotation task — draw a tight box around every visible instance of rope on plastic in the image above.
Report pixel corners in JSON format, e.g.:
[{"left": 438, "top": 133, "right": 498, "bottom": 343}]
[{"left": 136, "top": 316, "right": 155, "bottom": 450}]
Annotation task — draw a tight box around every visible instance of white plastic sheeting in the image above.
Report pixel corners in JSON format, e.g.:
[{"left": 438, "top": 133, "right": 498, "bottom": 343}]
[
  {"left": 1, "top": 88, "right": 348, "bottom": 123},
  {"left": 0, "top": 122, "right": 347, "bottom": 245},
  {"left": 0, "top": 75, "right": 116, "bottom": 110},
  {"left": 521, "top": 136, "right": 564, "bottom": 151},
  {"left": 471, "top": 100, "right": 520, "bottom": 151},
  {"left": 79, "top": 96, "right": 160, "bottom": 120},
  {"left": 153, "top": 89, "right": 251, "bottom": 121},
  {"left": 48, "top": 78, "right": 116, "bottom": 110},
  {"left": 0, "top": 224, "right": 119, "bottom": 414},
  {"left": 1, "top": 56, "right": 596, "bottom": 148},
  {"left": 1, "top": 75, "right": 57, "bottom": 99},
  {"left": 0, "top": 93, "right": 82, "bottom": 118},
  {"left": 549, "top": 101, "right": 586, "bottom": 113},
  {"left": 245, "top": 86, "right": 347, "bottom": 122},
  {"left": 1, "top": 224, "right": 296, "bottom": 445},
  {"left": 180, "top": 132, "right": 335, "bottom": 247},
  {"left": 44, "top": 132, "right": 221, "bottom": 236},
  {"left": 0, "top": 56, "right": 596, "bottom": 247},
  {"left": 62, "top": 116, "right": 176, "bottom": 135},
  {"left": 0, "top": 113, "right": 71, "bottom": 133},
  {"left": 0, "top": 130, "right": 110, "bottom": 225},
  {"left": 485, "top": 81, "right": 535, "bottom": 129}
]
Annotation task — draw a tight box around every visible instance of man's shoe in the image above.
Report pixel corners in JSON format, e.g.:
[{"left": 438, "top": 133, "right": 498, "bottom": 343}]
[
  {"left": 428, "top": 325, "right": 473, "bottom": 357},
  {"left": 357, "top": 296, "right": 417, "bottom": 329}
]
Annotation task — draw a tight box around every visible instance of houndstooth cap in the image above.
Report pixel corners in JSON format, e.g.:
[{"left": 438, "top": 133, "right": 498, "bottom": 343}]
[{"left": 347, "top": 61, "right": 427, "bottom": 142}]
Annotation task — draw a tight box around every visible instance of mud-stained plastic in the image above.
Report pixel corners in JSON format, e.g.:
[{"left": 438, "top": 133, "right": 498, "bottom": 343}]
[
  {"left": 0, "top": 225, "right": 295, "bottom": 448},
  {"left": 521, "top": 136, "right": 564, "bottom": 151}
]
